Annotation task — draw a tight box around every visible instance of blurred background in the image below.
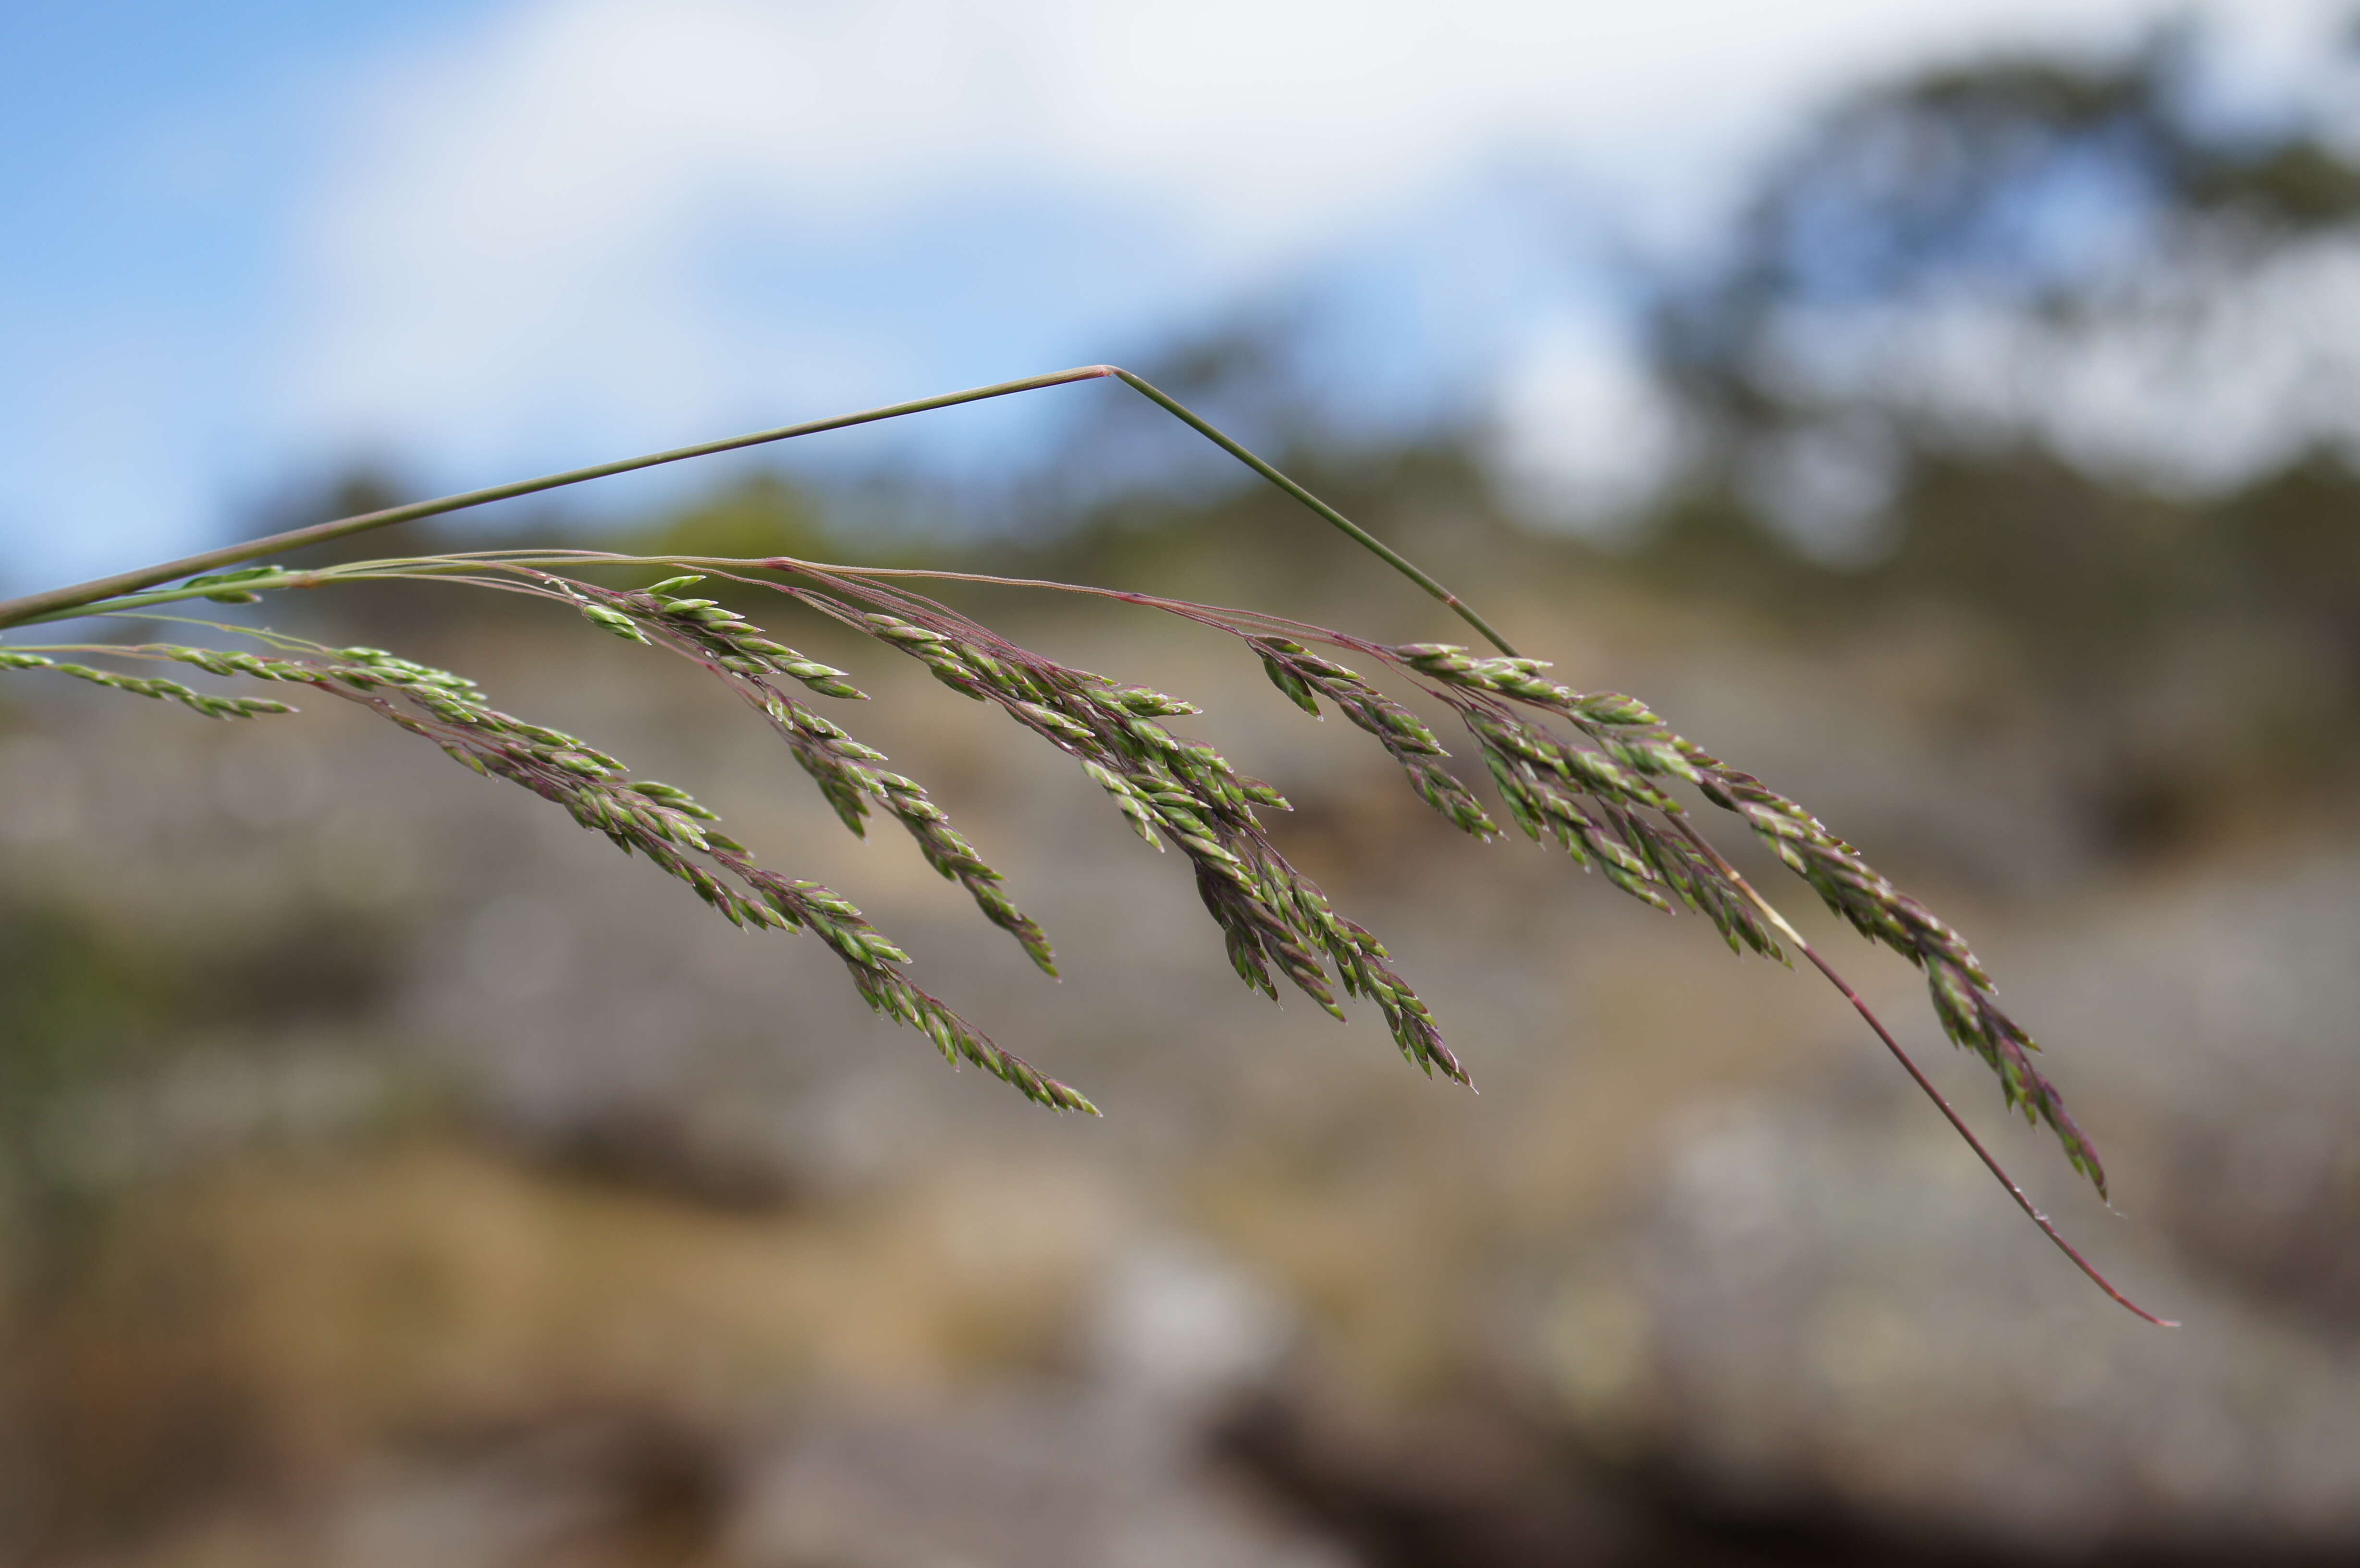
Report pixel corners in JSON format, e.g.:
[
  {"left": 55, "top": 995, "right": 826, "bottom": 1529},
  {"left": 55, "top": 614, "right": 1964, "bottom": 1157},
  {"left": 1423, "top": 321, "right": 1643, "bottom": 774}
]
[{"left": 6, "top": 2, "right": 2360, "bottom": 1563}]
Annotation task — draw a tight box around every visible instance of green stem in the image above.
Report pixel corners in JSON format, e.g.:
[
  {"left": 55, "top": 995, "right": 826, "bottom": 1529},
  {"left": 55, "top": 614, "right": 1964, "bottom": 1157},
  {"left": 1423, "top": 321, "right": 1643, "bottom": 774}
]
[
  {"left": 1107, "top": 370, "right": 1521, "bottom": 657},
  {"left": 0, "top": 366, "right": 1512, "bottom": 652},
  {"left": 0, "top": 368, "right": 1116, "bottom": 629}
]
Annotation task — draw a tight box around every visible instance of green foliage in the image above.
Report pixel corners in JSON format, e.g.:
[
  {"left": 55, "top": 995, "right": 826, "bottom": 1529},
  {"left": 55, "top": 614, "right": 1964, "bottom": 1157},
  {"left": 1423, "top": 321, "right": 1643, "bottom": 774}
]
[{"left": 627, "top": 472, "right": 835, "bottom": 564}]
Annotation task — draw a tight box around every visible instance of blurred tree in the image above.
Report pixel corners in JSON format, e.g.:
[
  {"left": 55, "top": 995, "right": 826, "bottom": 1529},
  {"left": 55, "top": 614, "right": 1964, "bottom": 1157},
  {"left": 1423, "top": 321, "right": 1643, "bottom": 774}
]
[
  {"left": 1622, "top": 31, "right": 2360, "bottom": 844},
  {"left": 1642, "top": 30, "right": 2360, "bottom": 656}
]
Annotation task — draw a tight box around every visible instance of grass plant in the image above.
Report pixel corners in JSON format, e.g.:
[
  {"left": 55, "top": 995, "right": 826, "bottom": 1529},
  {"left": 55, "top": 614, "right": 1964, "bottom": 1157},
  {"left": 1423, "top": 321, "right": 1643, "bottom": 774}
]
[{"left": 0, "top": 366, "right": 2171, "bottom": 1323}]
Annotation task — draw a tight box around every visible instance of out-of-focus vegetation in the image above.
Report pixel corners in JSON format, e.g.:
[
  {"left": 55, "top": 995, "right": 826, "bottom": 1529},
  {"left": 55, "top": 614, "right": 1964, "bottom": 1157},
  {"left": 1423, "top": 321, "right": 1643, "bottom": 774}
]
[
  {"left": 6, "top": 33, "right": 2360, "bottom": 1568},
  {"left": 1056, "top": 34, "right": 2360, "bottom": 857}
]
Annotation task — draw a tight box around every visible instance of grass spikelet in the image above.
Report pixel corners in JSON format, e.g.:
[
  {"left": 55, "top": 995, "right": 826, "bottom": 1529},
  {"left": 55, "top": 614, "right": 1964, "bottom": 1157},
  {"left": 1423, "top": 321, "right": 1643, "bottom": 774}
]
[
  {"left": 0, "top": 647, "right": 296, "bottom": 719},
  {"left": 1254, "top": 637, "right": 1500, "bottom": 840}
]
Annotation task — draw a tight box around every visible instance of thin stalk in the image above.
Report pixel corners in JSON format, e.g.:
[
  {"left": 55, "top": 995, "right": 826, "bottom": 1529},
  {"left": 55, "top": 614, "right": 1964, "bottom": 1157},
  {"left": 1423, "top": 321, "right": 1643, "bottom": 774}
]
[
  {"left": 1663, "top": 818, "right": 2177, "bottom": 1326},
  {"left": 0, "top": 367, "right": 1120, "bottom": 629}
]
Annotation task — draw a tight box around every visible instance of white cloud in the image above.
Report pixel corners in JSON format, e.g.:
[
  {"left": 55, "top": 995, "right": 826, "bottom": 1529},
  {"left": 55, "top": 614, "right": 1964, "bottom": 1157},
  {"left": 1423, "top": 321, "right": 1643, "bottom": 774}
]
[
  {"left": 1760, "top": 229, "right": 2360, "bottom": 499},
  {"left": 1490, "top": 309, "right": 1692, "bottom": 538},
  {"left": 290, "top": 0, "right": 2213, "bottom": 482}
]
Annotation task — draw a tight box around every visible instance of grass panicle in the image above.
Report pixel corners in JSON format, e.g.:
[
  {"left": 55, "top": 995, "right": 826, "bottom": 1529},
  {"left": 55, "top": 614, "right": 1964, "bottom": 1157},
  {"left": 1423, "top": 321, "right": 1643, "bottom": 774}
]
[
  {"left": 1383, "top": 641, "right": 2103, "bottom": 1196},
  {"left": 0, "top": 363, "right": 2165, "bottom": 1321}
]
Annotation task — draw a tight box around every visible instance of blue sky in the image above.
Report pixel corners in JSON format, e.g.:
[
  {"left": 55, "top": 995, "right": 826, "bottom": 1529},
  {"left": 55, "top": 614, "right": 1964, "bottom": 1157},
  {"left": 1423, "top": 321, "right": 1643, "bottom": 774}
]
[
  {"left": 1, "top": 0, "right": 2342, "bottom": 588},
  {"left": 3, "top": 2, "right": 487, "bottom": 579}
]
